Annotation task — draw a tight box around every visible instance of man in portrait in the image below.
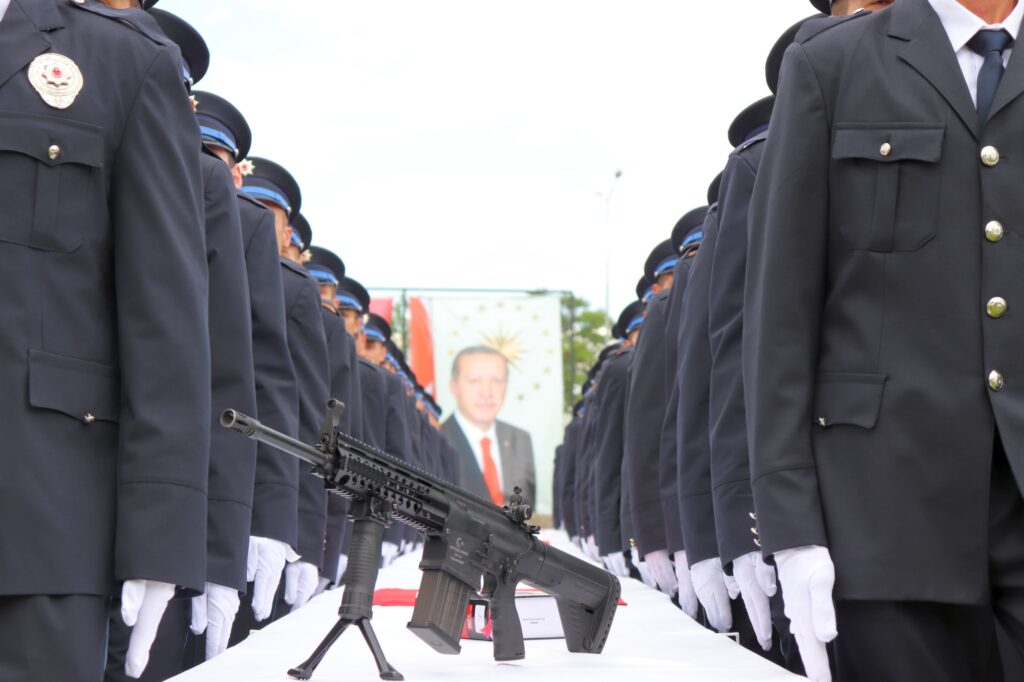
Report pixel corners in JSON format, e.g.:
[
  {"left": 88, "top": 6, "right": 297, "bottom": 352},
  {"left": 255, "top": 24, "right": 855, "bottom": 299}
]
[{"left": 441, "top": 346, "right": 536, "bottom": 506}]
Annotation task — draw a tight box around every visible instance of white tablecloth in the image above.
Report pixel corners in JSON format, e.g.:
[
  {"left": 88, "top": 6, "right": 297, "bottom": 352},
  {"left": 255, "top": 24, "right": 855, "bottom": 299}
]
[{"left": 170, "top": 531, "right": 801, "bottom": 682}]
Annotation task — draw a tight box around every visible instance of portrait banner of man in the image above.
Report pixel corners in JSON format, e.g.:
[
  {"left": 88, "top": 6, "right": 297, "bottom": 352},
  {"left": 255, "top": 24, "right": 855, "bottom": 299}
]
[{"left": 417, "top": 294, "right": 564, "bottom": 520}]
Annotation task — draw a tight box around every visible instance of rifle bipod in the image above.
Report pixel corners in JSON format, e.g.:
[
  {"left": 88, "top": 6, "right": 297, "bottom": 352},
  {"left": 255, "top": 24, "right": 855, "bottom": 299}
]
[{"left": 287, "top": 511, "right": 402, "bottom": 680}]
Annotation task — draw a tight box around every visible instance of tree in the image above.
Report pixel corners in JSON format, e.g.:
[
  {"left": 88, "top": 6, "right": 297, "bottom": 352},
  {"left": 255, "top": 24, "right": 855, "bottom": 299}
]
[{"left": 561, "top": 294, "right": 612, "bottom": 414}]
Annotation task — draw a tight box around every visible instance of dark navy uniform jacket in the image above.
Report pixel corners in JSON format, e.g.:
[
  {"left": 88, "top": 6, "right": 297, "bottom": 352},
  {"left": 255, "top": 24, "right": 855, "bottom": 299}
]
[
  {"left": 591, "top": 347, "right": 634, "bottom": 555},
  {"left": 708, "top": 133, "right": 767, "bottom": 569},
  {"left": 658, "top": 256, "right": 694, "bottom": 555},
  {"left": 280, "top": 259, "right": 329, "bottom": 570},
  {"left": 559, "top": 418, "right": 582, "bottom": 536},
  {"left": 236, "top": 191, "right": 300, "bottom": 551},
  {"left": 0, "top": 0, "right": 211, "bottom": 595},
  {"left": 319, "top": 307, "right": 357, "bottom": 582},
  {"left": 625, "top": 291, "right": 672, "bottom": 556},
  {"left": 676, "top": 205, "right": 723, "bottom": 568},
  {"left": 201, "top": 152, "right": 257, "bottom": 592}
]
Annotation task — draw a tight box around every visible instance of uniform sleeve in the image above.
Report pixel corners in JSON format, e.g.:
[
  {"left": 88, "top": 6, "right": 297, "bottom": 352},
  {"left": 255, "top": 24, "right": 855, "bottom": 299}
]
[
  {"left": 708, "top": 151, "right": 761, "bottom": 569},
  {"left": 203, "top": 159, "right": 258, "bottom": 591},
  {"left": 293, "top": 277, "right": 330, "bottom": 570},
  {"left": 246, "top": 215, "right": 300, "bottom": 549},
  {"left": 743, "top": 44, "right": 830, "bottom": 556},
  {"left": 624, "top": 298, "right": 671, "bottom": 556},
  {"left": 112, "top": 47, "right": 210, "bottom": 592},
  {"left": 591, "top": 364, "right": 629, "bottom": 554},
  {"left": 675, "top": 218, "right": 721, "bottom": 567}
]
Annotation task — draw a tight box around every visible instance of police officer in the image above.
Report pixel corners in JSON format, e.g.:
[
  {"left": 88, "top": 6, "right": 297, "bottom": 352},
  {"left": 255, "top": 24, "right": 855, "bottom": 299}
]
[
  {"left": 305, "top": 244, "right": 360, "bottom": 589},
  {"left": 624, "top": 239, "right": 683, "bottom": 597},
  {"left": 745, "top": 1, "right": 1022, "bottom": 680},
  {"left": 591, "top": 302, "right": 645, "bottom": 576},
  {"left": 243, "top": 159, "right": 329, "bottom": 617},
  {"left": 100, "top": 10, "right": 256, "bottom": 679},
  {"left": 193, "top": 97, "right": 302, "bottom": 647},
  {"left": 0, "top": 2, "right": 211, "bottom": 680},
  {"left": 706, "top": 19, "right": 813, "bottom": 675},
  {"left": 656, "top": 207, "right": 706, "bottom": 617}
]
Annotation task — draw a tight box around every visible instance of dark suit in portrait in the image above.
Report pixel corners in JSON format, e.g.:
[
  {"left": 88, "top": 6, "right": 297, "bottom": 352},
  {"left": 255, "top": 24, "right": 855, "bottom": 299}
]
[{"left": 441, "top": 416, "right": 536, "bottom": 506}]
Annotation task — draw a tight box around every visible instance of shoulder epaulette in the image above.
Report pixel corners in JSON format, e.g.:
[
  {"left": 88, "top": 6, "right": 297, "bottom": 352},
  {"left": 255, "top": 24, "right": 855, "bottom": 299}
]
[
  {"left": 280, "top": 258, "right": 310, "bottom": 278},
  {"left": 67, "top": 0, "right": 171, "bottom": 47},
  {"left": 738, "top": 129, "right": 769, "bottom": 153},
  {"left": 796, "top": 10, "right": 870, "bottom": 44}
]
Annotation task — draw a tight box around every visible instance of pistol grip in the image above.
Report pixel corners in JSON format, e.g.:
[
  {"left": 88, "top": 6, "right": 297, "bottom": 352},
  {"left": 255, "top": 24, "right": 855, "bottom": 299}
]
[{"left": 490, "top": 579, "right": 525, "bottom": 661}]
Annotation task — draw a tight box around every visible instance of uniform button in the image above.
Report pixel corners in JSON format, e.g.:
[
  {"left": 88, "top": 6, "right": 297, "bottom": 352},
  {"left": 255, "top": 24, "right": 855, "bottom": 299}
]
[
  {"left": 751, "top": 527, "right": 759, "bottom": 536},
  {"left": 987, "top": 297, "right": 1008, "bottom": 318},
  {"left": 817, "top": 416, "right": 829, "bottom": 428},
  {"left": 986, "top": 221, "right": 1005, "bottom": 242},
  {"left": 989, "top": 371, "right": 1005, "bottom": 392},
  {"left": 880, "top": 142, "right": 892, "bottom": 157},
  {"left": 754, "top": 538, "right": 762, "bottom": 548},
  {"left": 981, "top": 146, "right": 1000, "bottom": 166},
  {"left": 748, "top": 512, "right": 757, "bottom": 521},
  {"left": 48, "top": 145, "right": 60, "bottom": 160},
  {"left": 83, "top": 413, "right": 96, "bottom": 424}
]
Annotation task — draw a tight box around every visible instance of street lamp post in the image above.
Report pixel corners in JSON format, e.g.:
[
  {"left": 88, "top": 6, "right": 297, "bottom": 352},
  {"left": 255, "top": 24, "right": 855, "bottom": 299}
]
[{"left": 597, "top": 169, "right": 623, "bottom": 337}]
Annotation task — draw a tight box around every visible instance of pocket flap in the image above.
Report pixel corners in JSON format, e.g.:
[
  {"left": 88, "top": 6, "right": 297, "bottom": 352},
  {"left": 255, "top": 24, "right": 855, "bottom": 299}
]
[
  {"left": 813, "top": 372, "right": 887, "bottom": 430},
  {"left": 0, "top": 112, "right": 104, "bottom": 167},
  {"left": 832, "top": 124, "right": 944, "bottom": 163},
  {"left": 29, "top": 349, "right": 120, "bottom": 423}
]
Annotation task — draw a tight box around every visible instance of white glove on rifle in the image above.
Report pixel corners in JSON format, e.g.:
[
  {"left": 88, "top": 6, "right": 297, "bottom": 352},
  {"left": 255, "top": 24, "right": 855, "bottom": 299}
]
[
  {"left": 643, "top": 549, "right": 679, "bottom": 596},
  {"left": 284, "top": 561, "right": 319, "bottom": 609},
  {"left": 121, "top": 579, "right": 176, "bottom": 678},
  {"left": 381, "top": 541, "right": 400, "bottom": 568},
  {"left": 733, "top": 551, "right": 778, "bottom": 651},
  {"left": 775, "top": 545, "right": 837, "bottom": 682},
  {"left": 672, "top": 550, "right": 700, "bottom": 619},
  {"left": 630, "top": 547, "right": 658, "bottom": 588},
  {"left": 601, "top": 551, "right": 630, "bottom": 578},
  {"left": 247, "top": 536, "right": 298, "bottom": 622},
  {"left": 691, "top": 557, "right": 734, "bottom": 633},
  {"left": 190, "top": 582, "right": 241, "bottom": 661}
]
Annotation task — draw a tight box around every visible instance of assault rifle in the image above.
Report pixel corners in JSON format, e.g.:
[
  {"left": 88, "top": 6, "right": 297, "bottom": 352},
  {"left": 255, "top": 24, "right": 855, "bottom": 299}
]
[{"left": 221, "top": 400, "right": 620, "bottom": 680}]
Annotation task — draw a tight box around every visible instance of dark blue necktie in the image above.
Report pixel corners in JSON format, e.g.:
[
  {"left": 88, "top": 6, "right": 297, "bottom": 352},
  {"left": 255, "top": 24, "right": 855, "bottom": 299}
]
[{"left": 968, "top": 29, "right": 1014, "bottom": 124}]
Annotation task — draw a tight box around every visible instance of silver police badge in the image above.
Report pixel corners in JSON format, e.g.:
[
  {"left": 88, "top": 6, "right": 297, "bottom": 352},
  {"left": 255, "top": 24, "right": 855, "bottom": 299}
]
[{"left": 28, "top": 53, "right": 84, "bottom": 109}]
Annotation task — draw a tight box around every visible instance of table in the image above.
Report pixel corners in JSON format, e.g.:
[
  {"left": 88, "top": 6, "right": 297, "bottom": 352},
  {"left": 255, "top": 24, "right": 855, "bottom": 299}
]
[{"left": 170, "top": 531, "right": 801, "bottom": 681}]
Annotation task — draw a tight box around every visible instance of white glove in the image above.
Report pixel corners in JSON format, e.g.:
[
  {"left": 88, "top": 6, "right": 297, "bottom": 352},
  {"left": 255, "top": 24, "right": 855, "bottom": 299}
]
[
  {"left": 570, "top": 535, "right": 581, "bottom": 550},
  {"left": 190, "top": 583, "right": 241, "bottom": 661},
  {"left": 775, "top": 546, "right": 837, "bottom": 682},
  {"left": 334, "top": 554, "right": 349, "bottom": 585},
  {"left": 672, "top": 551, "right": 700, "bottom": 619},
  {"left": 246, "top": 536, "right": 298, "bottom": 622},
  {"left": 120, "top": 579, "right": 176, "bottom": 678},
  {"left": 733, "top": 552, "right": 778, "bottom": 651},
  {"left": 643, "top": 549, "right": 679, "bottom": 596},
  {"left": 691, "top": 557, "right": 734, "bottom": 633},
  {"left": 284, "top": 561, "right": 319, "bottom": 609},
  {"left": 584, "top": 535, "right": 600, "bottom": 561},
  {"left": 601, "top": 552, "right": 630, "bottom": 577},
  {"left": 630, "top": 547, "right": 658, "bottom": 588},
  {"left": 314, "top": 576, "right": 331, "bottom": 597},
  {"left": 381, "top": 541, "right": 400, "bottom": 568}
]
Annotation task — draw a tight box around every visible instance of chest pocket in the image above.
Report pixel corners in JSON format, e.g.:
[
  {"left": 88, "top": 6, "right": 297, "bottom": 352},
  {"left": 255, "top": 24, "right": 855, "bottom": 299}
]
[
  {"left": 831, "top": 123, "right": 944, "bottom": 252},
  {"left": 0, "top": 112, "right": 105, "bottom": 253}
]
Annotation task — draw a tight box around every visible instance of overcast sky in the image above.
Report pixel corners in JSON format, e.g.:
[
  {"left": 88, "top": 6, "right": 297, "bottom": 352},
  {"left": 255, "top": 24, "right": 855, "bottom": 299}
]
[{"left": 171, "top": 0, "right": 815, "bottom": 317}]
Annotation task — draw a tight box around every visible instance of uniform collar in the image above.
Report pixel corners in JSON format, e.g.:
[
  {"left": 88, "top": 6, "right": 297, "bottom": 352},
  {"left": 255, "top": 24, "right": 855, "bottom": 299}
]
[{"left": 928, "top": 0, "right": 1024, "bottom": 52}]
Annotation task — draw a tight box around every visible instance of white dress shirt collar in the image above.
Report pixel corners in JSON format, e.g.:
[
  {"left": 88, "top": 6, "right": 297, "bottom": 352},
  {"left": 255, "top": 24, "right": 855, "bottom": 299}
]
[
  {"left": 0, "top": 0, "right": 11, "bottom": 23},
  {"left": 929, "top": 0, "right": 1024, "bottom": 51}
]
